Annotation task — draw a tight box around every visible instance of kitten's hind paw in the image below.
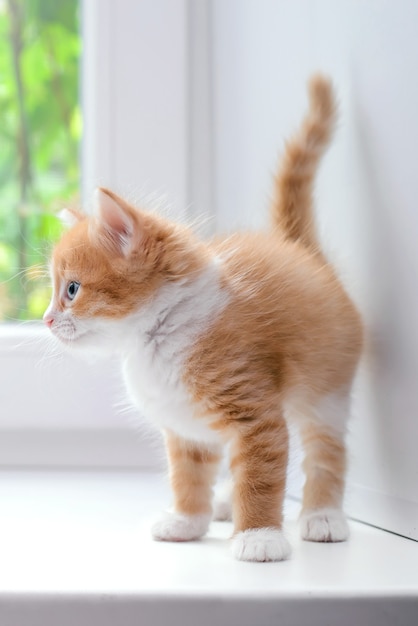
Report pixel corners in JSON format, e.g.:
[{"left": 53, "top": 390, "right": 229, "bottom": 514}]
[
  {"left": 231, "top": 528, "right": 291, "bottom": 562},
  {"left": 213, "top": 479, "right": 233, "bottom": 521},
  {"left": 213, "top": 498, "right": 233, "bottom": 522},
  {"left": 213, "top": 493, "right": 233, "bottom": 522},
  {"left": 152, "top": 512, "right": 211, "bottom": 542},
  {"left": 300, "top": 508, "right": 349, "bottom": 542}
]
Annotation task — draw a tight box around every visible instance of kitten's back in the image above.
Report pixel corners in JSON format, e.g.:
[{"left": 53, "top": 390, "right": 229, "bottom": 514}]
[{"left": 188, "top": 75, "right": 361, "bottom": 419}]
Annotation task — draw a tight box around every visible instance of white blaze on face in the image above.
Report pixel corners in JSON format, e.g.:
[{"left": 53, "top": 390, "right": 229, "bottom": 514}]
[
  {"left": 43, "top": 299, "right": 56, "bottom": 328},
  {"left": 43, "top": 265, "right": 78, "bottom": 342},
  {"left": 43, "top": 262, "right": 58, "bottom": 328}
]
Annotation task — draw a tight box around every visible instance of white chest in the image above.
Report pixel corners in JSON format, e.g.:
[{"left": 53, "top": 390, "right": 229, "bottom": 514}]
[
  {"left": 123, "top": 348, "right": 219, "bottom": 444},
  {"left": 120, "top": 266, "right": 227, "bottom": 445}
]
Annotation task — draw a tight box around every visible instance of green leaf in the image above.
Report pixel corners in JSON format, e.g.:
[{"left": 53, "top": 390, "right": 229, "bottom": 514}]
[{"left": 0, "top": 0, "right": 80, "bottom": 320}]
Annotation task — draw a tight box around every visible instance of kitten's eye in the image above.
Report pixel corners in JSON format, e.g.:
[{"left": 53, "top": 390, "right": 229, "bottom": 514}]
[{"left": 66, "top": 281, "right": 80, "bottom": 301}]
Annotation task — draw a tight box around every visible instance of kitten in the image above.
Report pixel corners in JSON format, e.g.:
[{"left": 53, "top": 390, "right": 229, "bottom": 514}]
[{"left": 44, "top": 75, "right": 363, "bottom": 562}]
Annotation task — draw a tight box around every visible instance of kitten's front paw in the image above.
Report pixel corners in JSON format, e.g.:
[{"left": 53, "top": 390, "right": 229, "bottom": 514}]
[
  {"left": 152, "top": 512, "right": 211, "bottom": 542},
  {"left": 300, "top": 508, "right": 349, "bottom": 542},
  {"left": 231, "top": 528, "right": 291, "bottom": 562}
]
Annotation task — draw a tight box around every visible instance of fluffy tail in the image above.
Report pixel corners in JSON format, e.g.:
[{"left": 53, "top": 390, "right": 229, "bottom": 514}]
[{"left": 271, "top": 74, "right": 337, "bottom": 255}]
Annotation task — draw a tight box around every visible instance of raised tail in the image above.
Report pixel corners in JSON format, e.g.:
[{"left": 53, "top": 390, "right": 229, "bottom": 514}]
[{"left": 271, "top": 74, "right": 337, "bottom": 255}]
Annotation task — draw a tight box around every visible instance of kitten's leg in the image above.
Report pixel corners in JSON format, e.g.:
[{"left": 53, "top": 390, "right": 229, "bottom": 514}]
[
  {"left": 229, "top": 416, "right": 291, "bottom": 562},
  {"left": 152, "top": 431, "right": 221, "bottom": 542},
  {"left": 299, "top": 395, "right": 350, "bottom": 542}
]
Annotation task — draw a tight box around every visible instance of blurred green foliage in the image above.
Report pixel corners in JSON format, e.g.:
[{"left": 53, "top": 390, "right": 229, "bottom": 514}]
[{"left": 0, "top": 0, "right": 80, "bottom": 320}]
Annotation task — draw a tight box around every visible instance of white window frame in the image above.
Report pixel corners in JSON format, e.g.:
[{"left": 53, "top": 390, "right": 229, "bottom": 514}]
[{"left": 0, "top": 0, "right": 210, "bottom": 467}]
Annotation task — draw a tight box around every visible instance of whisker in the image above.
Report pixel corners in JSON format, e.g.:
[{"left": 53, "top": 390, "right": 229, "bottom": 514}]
[{"left": 0, "top": 268, "right": 31, "bottom": 284}]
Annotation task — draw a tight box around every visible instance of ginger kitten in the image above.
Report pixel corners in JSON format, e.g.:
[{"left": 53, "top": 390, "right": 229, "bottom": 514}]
[{"left": 44, "top": 76, "right": 363, "bottom": 562}]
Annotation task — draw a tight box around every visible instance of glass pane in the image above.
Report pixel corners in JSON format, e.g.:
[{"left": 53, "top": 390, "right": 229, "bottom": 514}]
[{"left": 0, "top": 0, "right": 81, "bottom": 320}]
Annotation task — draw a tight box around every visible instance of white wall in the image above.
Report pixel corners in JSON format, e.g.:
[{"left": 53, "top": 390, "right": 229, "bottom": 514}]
[{"left": 211, "top": 0, "right": 418, "bottom": 538}]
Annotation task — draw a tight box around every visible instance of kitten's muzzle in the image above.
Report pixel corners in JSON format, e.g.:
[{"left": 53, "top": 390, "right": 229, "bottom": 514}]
[{"left": 43, "top": 311, "right": 54, "bottom": 328}]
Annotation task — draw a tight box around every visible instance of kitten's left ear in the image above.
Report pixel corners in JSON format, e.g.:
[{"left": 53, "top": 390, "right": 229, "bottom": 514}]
[
  {"left": 93, "top": 187, "right": 139, "bottom": 257},
  {"left": 58, "top": 208, "right": 84, "bottom": 228}
]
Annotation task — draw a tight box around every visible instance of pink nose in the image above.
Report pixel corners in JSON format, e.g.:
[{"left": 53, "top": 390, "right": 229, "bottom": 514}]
[{"left": 43, "top": 312, "right": 54, "bottom": 328}]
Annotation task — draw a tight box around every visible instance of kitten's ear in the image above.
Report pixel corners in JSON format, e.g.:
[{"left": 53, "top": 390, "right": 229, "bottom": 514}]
[
  {"left": 93, "top": 187, "right": 138, "bottom": 257},
  {"left": 58, "top": 208, "right": 84, "bottom": 228}
]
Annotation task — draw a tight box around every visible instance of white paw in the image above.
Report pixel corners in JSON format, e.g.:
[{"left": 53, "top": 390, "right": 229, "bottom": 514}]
[
  {"left": 300, "top": 508, "right": 349, "bottom": 542},
  {"left": 213, "top": 498, "right": 233, "bottom": 522},
  {"left": 231, "top": 528, "right": 291, "bottom": 562},
  {"left": 213, "top": 480, "right": 233, "bottom": 521},
  {"left": 213, "top": 496, "right": 233, "bottom": 522},
  {"left": 152, "top": 512, "right": 211, "bottom": 542}
]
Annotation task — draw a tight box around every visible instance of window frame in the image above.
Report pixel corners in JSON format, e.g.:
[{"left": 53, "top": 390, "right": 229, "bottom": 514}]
[{"left": 0, "top": 0, "right": 207, "bottom": 467}]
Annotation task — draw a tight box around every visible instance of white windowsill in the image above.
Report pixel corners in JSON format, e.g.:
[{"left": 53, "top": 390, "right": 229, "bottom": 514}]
[
  {"left": 1, "top": 470, "right": 417, "bottom": 626},
  {"left": 0, "top": 321, "right": 45, "bottom": 352}
]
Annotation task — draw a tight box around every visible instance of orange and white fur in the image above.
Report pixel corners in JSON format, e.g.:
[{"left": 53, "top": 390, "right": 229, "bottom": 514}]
[{"left": 44, "top": 76, "right": 363, "bottom": 562}]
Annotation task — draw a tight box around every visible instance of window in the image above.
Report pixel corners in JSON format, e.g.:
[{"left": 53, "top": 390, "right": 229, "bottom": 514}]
[
  {"left": 0, "top": 0, "right": 190, "bottom": 462},
  {"left": 0, "top": 0, "right": 81, "bottom": 321}
]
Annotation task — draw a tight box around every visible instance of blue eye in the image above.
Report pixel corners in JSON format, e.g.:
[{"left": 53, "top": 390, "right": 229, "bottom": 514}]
[{"left": 67, "top": 281, "right": 80, "bottom": 301}]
